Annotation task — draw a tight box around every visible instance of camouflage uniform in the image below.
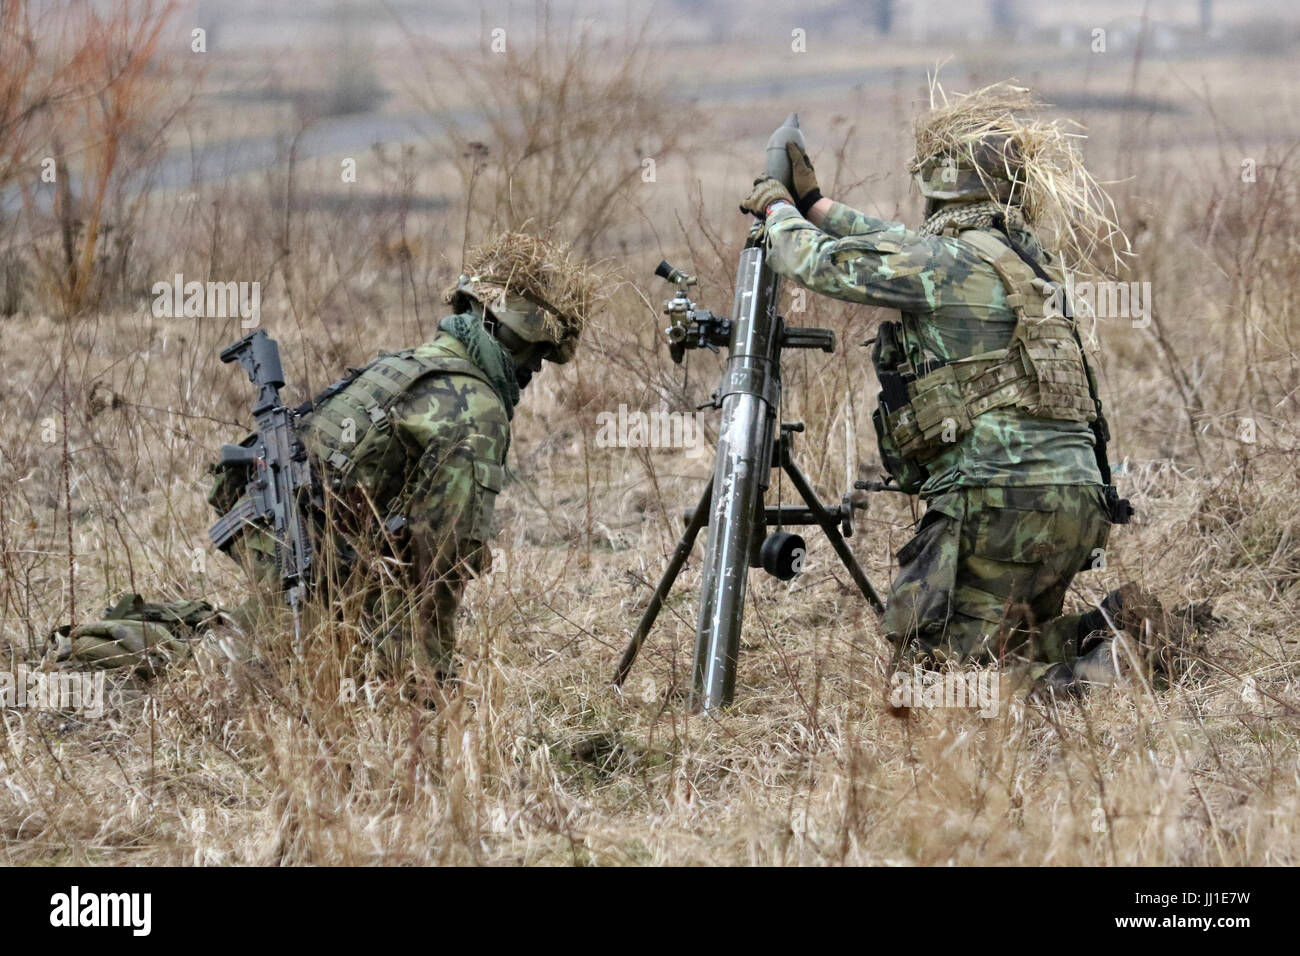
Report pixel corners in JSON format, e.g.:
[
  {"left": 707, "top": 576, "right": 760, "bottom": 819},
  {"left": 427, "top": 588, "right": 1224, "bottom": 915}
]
[
  {"left": 763, "top": 201, "right": 1111, "bottom": 667},
  {"left": 60, "top": 232, "right": 591, "bottom": 682},
  {"left": 212, "top": 318, "right": 512, "bottom": 676}
]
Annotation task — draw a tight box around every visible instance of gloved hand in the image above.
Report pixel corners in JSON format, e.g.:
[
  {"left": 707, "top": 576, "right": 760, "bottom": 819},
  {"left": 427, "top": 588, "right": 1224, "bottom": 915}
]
[
  {"left": 739, "top": 176, "right": 794, "bottom": 219},
  {"left": 786, "top": 141, "right": 823, "bottom": 215}
]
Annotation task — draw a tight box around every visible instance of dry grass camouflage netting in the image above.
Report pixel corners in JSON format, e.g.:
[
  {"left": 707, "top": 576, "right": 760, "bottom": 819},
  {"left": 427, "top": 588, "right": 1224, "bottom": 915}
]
[
  {"left": 444, "top": 230, "right": 612, "bottom": 338},
  {"left": 912, "top": 78, "right": 1132, "bottom": 277}
]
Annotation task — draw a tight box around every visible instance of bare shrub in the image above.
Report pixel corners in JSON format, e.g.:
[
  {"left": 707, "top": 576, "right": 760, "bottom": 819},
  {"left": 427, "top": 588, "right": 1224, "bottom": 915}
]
[
  {"left": 15, "top": 0, "right": 193, "bottom": 316},
  {"left": 398, "top": 5, "right": 687, "bottom": 256}
]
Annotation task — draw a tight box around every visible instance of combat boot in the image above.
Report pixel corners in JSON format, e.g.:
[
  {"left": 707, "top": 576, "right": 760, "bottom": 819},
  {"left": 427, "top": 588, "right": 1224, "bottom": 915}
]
[
  {"left": 1078, "top": 584, "right": 1216, "bottom": 681},
  {"left": 1028, "top": 637, "right": 1120, "bottom": 701},
  {"left": 1070, "top": 638, "right": 1121, "bottom": 685}
]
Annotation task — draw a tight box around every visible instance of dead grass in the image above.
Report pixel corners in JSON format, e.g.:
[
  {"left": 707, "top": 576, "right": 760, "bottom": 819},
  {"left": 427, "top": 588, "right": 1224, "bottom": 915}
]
[{"left": 1, "top": 14, "right": 1299, "bottom": 867}]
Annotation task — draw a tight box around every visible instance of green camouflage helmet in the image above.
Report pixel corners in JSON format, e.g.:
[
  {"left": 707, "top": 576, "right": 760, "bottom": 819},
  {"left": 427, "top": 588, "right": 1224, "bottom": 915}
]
[
  {"left": 445, "top": 275, "right": 579, "bottom": 364},
  {"left": 913, "top": 134, "right": 1025, "bottom": 204}
]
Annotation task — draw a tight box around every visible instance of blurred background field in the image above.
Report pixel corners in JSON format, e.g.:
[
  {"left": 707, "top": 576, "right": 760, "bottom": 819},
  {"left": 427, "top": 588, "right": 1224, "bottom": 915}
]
[{"left": 1, "top": 0, "right": 1299, "bottom": 865}]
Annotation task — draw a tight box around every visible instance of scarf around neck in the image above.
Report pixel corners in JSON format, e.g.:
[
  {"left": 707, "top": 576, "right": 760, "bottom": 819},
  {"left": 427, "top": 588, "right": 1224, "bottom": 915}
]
[
  {"left": 438, "top": 311, "right": 521, "bottom": 418},
  {"left": 919, "top": 200, "right": 1025, "bottom": 238}
]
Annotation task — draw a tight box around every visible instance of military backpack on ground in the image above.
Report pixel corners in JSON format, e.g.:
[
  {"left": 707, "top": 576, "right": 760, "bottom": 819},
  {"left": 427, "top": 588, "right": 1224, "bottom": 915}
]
[{"left": 49, "top": 593, "right": 219, "bottom": 675}]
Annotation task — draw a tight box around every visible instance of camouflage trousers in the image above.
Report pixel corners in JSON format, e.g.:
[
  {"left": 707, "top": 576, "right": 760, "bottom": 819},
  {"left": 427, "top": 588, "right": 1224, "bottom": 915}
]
[
  {"left": 226, "top": 523, "right": 489, "bottom": 679},
  {"left": 355, "top": 530, "right": 490, "bottom": 678},
  {"left": 881, "top": 484, "right": 1111, "bottom": 667}
]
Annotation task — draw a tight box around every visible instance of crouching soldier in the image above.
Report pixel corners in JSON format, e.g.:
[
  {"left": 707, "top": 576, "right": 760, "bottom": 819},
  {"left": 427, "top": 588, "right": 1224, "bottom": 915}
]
[
  {"left": 739, "top": 84, "right": 1199, "bottom": 690},
  {"left": 208, "top": 232, "right": 597, "bottom": 681}
]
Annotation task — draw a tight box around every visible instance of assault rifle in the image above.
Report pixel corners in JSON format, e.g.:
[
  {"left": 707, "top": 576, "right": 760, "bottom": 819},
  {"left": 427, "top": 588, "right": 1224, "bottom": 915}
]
[
  {"left": 614, "top": 115, "right": 886, "bottom": 712},
  {"left": 208, "top": 330, "right": 315, "bottom": 642}
]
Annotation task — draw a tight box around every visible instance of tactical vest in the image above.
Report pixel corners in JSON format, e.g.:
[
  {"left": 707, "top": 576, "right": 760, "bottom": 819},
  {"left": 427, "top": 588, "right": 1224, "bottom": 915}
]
[
  {"left": 299, "top": 343, "right": 501, "bottom": 488},
  {"left": 208, "top": 342, "right": 505, "bottom": 569},
  {"left": 872, "top": 226, "right": 1096, "bottom": 493}
]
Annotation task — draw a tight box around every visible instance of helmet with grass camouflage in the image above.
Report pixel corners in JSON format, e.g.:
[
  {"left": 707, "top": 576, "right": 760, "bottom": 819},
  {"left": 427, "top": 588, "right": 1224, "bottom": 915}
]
[
  {"left": 913, "top": 134, "right": 1025, "bottom": 204},
  {"left": 443, "top": 231, "right": 601, "bottom": 366},
  {"left": 446, "top": 275, "right": 578, "bottom": 364},
  {"left": 910, "top": 80, "right": 1130, "bottom": 272}
]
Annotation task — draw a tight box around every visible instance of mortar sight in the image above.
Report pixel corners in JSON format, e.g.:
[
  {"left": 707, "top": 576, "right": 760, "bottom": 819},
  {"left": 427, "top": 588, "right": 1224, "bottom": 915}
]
[{"left": 655, "top": 260, "right": 696, "bottom": 286}]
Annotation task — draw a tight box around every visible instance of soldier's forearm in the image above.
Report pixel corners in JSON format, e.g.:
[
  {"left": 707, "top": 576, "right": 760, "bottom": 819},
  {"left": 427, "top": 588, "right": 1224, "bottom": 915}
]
[
  {"left": 805, "top": 196, "right": 833, "bottom": 228},
  {"left": 763, "top": 205, "right": 872, "bottom": 304},
  {"left": 819, "top": 200, "right": 896, "bottom": 239},
  {"left": 763, "top": 204, "right": 932, "bottom": 311}
]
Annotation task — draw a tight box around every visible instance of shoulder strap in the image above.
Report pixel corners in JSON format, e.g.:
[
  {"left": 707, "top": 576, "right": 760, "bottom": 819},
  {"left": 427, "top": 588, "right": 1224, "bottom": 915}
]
[
  {"left": 981, "top": 219, "right": 1133, "bottom": 523},
  {"left": 956, "top": 227, "right": 1056, "bottom": 318},
  {"left": 404, "top": 350, "right": 498, "bottom": 390}
]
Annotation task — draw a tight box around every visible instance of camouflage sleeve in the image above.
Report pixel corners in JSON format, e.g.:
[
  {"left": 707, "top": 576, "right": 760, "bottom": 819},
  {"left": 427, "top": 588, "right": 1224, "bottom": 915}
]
[
  {"left": 817, "top": 200, "right": 898, "bottom": 239},
  {"left": 763, "top": 202, "right": 960, "bottom": 312},
  {"left": 407, "top": 440, "right": 474, "bottom": 558}
]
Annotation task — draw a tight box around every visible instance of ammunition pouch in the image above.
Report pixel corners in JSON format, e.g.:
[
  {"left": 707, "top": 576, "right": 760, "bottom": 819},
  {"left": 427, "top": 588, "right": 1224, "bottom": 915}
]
[
  {"left": 872, "top": 403, "right": 928, "bottom": 495},
  {"left": 871, "top": 321, "right": 927, "bottom": 494},
  {"left": 1012, "top": 315, "right": 1097, "bottom": 422}
]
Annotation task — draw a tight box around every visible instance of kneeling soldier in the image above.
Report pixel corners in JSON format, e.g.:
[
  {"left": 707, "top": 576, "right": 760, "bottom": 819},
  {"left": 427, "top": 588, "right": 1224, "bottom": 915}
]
[{"left": 739, "top": 84, "right": 1154, "bottom": 686}]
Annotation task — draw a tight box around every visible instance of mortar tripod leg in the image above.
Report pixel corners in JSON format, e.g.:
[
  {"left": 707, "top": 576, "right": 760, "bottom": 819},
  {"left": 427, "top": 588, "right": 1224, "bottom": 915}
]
[
  {"left": 782, "top": 457, "right": 885, "bottom": 616},
  {"left": 613, "top": 480, "right": 714, "bottom": 687}
]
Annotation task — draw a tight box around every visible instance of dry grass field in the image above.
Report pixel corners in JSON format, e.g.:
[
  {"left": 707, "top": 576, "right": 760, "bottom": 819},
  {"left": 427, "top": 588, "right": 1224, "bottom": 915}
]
[{"left": 1, "top": 0, "right": 1299, "bottom": 866}]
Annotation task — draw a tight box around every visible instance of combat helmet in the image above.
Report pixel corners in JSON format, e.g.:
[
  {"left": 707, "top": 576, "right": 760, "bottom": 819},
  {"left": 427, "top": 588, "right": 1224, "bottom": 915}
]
[
  {"left": 912, "top": 133, "right": 1025, "bottom": 205},
  {"left": 446, "top": 276, "right": 578, "bottom": 364},
  {"left": 907, "top": 81, "right": 1131, "bottom": 274},
  {"left": 443, "top": 231, "right": 602, "bottom": 366}
]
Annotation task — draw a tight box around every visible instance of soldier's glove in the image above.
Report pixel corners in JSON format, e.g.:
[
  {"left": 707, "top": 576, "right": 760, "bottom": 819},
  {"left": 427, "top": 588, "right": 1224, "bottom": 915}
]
[
  {"left": 785, "top": 141, "right": 823, "bottom": 216},
  {"left": 739, "top": 176, "right": 794, "bottom": 219}
]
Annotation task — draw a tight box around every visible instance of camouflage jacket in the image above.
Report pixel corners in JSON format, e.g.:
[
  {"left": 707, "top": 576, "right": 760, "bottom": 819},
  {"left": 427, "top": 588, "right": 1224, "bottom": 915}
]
[
  {"left": 211, "top": 326, "right": 512, "bottom": 574},
  {"left": 764, "top": 201, "right": 1100, "bottom": 496},
  {"left": 297, "top": 328, "right": 511, "bottom": 549}
]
